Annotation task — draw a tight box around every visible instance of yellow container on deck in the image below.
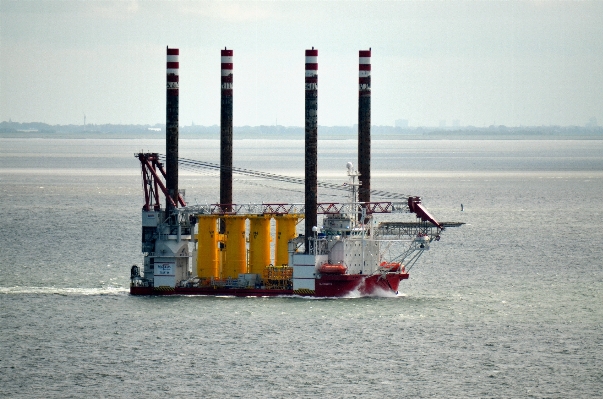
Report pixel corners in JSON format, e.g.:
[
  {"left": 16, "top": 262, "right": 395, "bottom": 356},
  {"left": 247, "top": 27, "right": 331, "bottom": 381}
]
[
  {"left": 275, "top": 214, "right": 300, "bottom": 266},
  {"left": 248, "top": 215, "right": 272, "bottom": 275},
  {"left": 222, "top": 215, "right": 247, "bottom": 278},
  {"left": 196, "top": 216, "right": 220, "bottom": 278}
]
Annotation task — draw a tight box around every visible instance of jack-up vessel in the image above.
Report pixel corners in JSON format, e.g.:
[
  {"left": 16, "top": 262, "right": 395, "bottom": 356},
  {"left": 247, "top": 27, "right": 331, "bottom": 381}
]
[{"left": 130, "top": 47, "right": 461, "bottom": 297}]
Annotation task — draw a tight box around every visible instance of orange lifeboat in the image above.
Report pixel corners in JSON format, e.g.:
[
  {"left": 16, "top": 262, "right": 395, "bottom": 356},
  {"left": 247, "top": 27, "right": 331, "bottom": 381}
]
[
  {"left": 379, "top": 262, "right": 403, "bottom": 272},
  {"left": 319, "top": 263, "right": 347, "bottom": 275}
]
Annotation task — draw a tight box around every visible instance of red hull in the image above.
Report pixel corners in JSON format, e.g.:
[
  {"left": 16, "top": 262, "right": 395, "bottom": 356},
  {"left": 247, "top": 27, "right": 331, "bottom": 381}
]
[
  {"left": 130, "top": 272, "right": 408, "bottom": 297},
  {"left": 315, "top": 272, "right": 408, "bottom": 297}
]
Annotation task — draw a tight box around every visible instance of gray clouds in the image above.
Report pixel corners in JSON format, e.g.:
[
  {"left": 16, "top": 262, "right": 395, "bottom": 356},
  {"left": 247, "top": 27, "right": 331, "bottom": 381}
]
[{"left": 1, "top": 0, "right": 602, "bottom": 127}]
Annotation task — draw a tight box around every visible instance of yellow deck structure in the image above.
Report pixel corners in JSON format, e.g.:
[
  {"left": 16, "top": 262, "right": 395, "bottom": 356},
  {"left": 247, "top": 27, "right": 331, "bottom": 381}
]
[
  {"left": 195, "top": 213, "right": 302, "bottom": 280},
  {"left": 263, "top": 265, "right": 293, "bottom": 289},
  {"left": 275, "top": 215, "right": 301, "bottom": 266},
  {"left": 248, "top": 215, "right": 272, "bottom": 275},
  {"left": 222, "top": 215, "right": 247, "bottom": 278},
  {"left": 196, "top": 216, "right": 220, "bottom": 278}
]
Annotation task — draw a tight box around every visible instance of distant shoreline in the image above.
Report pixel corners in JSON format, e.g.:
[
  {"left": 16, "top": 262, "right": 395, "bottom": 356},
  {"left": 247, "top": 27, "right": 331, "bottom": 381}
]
[
  {"left": 1, "top": 121, "right": 601, "bottom": 140},
  {"left": 1, "top": 132, "right": 602, "bottom": 140}
]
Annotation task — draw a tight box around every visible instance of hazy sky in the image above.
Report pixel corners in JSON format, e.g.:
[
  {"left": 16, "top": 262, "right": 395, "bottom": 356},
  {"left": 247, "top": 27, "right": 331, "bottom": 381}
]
[{"left": 1, "top": 0, "right": 602, "bottom": 127}]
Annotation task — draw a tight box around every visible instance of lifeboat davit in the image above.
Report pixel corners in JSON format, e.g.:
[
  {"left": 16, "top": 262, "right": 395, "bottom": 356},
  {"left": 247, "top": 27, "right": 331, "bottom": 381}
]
[
  {"left": 319, "top": 263, "right": 347, "bottom": 275},
  {"left": 379, "top": 262, "right": 404, "bottom": 272}
]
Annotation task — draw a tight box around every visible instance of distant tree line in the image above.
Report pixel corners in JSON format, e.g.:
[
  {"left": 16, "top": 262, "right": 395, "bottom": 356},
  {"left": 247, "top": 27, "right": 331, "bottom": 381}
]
[{"left": 1, "top": 120, "right": 601, "bottom": 139}]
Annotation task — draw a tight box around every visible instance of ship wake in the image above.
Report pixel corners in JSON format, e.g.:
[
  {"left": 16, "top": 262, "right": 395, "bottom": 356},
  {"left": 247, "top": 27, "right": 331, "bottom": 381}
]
[{"left": 0, "top": 286, "right": 129, "bottom": 296}]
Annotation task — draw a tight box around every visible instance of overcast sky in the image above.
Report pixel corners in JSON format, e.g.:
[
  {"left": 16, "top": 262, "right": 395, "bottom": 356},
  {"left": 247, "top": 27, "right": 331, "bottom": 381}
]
[{"left": 1, "top": 0, "right": 602, "bottom": 127}]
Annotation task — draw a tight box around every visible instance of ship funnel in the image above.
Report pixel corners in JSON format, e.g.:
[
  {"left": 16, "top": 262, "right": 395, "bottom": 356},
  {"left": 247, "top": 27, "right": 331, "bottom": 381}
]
[
  {"left": 358, "top": 49, "right": 371, "bottom": 207},
  {"left": 305, "top": 48, "right": 318, "bottom": 253},
  {"left": 166, "top": 47, "right": 179, "bottom": 211}
]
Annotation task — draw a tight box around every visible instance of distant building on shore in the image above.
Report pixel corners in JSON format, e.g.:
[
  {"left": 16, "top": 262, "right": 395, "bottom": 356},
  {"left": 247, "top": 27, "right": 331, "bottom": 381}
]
[{"left": 395, "top": 119, "right": 409, "bottom": 128}]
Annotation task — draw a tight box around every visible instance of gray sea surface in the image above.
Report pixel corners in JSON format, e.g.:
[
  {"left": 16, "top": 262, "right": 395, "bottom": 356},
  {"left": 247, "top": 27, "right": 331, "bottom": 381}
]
[{"left": 1, "top": 137, "right": 602, "bottom": 398}]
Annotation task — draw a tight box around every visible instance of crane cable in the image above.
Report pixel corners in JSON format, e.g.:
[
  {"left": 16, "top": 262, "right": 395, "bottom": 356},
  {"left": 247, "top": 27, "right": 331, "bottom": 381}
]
[{"left": 158, "top": 154, "right": 409, "bottom": 200}]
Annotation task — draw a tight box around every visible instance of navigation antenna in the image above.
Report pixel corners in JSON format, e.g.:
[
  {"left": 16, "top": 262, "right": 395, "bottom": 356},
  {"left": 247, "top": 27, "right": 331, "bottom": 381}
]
[{"left": 345, "top": 161, "right": 361, "bottom": 226}]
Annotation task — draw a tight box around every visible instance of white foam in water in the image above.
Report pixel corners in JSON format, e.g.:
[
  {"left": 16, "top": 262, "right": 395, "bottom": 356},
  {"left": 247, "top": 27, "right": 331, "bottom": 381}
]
[
  {"left": 0, "top": 286, "right": 128, "bottom": 296},
  {"left": 343, "top": 286, "right": 362, "bottom": 298},
  {"left": 370, "top": 286, "right": 400, "bottom": 298},
  {"left": 342, "top": 282, "right": 400, "bottom": 299}
]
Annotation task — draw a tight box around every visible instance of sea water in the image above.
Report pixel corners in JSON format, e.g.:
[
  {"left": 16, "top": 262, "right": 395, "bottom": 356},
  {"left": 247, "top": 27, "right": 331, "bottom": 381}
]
[{"left": 1, "top": 137, "right": 602, "bottom": 398}]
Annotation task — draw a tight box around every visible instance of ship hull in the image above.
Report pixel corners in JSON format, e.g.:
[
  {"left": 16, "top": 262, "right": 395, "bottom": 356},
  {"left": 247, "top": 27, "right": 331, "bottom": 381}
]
[{"left": 130, "top": 272, "right": 409, "bottom": 297}]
